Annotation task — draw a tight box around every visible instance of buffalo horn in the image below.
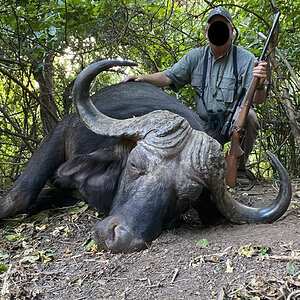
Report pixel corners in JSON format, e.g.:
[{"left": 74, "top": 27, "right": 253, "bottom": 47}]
[
  {"left": 73, "top": 60, "right": 184, "bottom": 140},
  {"left": 213, "top": 150, "right": 292, "bottom": 223}
]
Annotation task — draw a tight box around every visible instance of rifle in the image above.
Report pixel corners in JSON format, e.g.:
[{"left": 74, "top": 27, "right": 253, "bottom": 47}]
[
  {"left": 224, "top": 12, "right": 280, "bottom": 188},
  {"left": 221, "top": 86, "right": 246, "bottom": 137}
]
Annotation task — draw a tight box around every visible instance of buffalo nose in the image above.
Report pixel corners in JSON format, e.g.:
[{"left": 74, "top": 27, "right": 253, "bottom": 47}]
[{"left": 94, "top": 217, "right": 147, "bottom": 253}]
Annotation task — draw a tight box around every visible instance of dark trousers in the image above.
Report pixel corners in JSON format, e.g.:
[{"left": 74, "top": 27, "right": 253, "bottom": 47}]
[{"left": 203, "top": 108, "right": 259, "bottom": 171}]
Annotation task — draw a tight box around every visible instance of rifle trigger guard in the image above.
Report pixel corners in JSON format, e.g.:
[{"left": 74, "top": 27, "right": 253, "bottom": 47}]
[{"left": 233, "top": 125, "right": 243, "bottom": 133}]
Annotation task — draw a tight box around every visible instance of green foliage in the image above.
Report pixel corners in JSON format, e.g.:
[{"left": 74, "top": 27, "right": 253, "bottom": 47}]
[
  {"left": 196, "top": 238, "right": 209, "bottom": 247},
  {"left": 286, "top": 260, "right": 298, "bottom": 275},
  {"left": 0, "top": 0, "right": 299, "bottom": 191},
  {"left": 0, "top": 264, "right": 7, "bottom": 274}
]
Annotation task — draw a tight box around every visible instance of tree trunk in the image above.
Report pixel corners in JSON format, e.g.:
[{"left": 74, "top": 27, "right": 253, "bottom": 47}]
[
  {"left": 268, "top": 0, "right": 300, "bottom": 151},
  {"left": 33, "top": 53, "right": 59, "bottom": 135},
  {"left": 269, "top": 54, "right": 300, "bottom": 151}
]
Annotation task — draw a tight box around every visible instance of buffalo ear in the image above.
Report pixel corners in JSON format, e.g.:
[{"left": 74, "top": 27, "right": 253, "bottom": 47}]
[
  {"left": 52, "top": 140, "right": 136, "bottom": 213},
  {"left": 53, "top": 140, "right": 136, "bottom": 190},
  {"left": 52, "top": 149, "right": 121, "bottom": 213},
  {"left": 53, "top": 150, "right": 113, "bottom": 189}
]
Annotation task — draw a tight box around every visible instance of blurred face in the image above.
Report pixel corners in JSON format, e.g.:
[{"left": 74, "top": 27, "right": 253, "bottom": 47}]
[{"left": 206, "top": 15, "right": 233, "bottom": 46}]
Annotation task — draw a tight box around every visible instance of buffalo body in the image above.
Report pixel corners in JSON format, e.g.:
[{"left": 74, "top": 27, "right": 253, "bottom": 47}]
[{"left": 0, "top": 60, "right": 292, "bottom": 253}]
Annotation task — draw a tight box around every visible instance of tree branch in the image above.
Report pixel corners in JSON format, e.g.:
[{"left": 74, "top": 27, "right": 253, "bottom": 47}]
[
  {"left": 0, "top": 128, "right": 39, "bottom": 143},
  {"left": 0, "top": 67, "right": 59, "bottom": 123}
]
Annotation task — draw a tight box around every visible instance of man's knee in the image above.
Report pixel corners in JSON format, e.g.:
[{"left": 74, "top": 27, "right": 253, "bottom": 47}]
[
  {"left": 245, "top": 109, "right": 259, "bottom": 136},
  {"left": 247, "top": 109, "right": 259, "bottom": 127}
]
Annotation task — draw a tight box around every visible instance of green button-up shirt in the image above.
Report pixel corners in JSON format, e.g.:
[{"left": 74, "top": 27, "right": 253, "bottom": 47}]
[{"left": 163, "top": 45, "right": 256, "bottom": 121}]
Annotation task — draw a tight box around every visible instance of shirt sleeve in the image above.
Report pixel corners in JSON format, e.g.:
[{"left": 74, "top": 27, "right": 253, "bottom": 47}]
[
  {"left": 239, "top": 49, "right": 256, "bottom": 89},
  {"left": 163, "top": 51, "right": 193, "bottom": 92}
]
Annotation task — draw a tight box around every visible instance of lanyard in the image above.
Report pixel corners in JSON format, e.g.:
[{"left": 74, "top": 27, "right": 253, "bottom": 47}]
[
  {"left": 199, "top": 45, "right": 238, "bottom": 112},
  {"left": 210, "top": 51, "right": 230, "bottom": 97}
]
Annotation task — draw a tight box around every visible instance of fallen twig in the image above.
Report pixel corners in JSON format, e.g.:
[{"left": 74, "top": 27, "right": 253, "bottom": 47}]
[
  {"left": 216, "top": 288, "right": 225, "bottom": 300},
  {"left": 269, "top": 255, "right": 300, "bottom": 262},
  {"left": 190, "top": 246, "right": 233, "bottom": 266},
  {"left": 170, "top": 268, "right": 179, "bottom": 283}
]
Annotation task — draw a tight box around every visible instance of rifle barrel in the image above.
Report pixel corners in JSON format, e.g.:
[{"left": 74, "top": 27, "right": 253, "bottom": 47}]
[{"left": 259, "top": 12, "right": 281, "bottom": 62}]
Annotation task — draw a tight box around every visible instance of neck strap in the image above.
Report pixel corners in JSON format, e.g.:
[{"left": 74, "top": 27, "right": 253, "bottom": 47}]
[{"left": 200, "top": 45, "right": 238, "bottom": 112}]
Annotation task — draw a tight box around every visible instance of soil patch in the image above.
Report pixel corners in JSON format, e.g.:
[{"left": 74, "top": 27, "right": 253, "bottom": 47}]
[{"left": 1, "top": 181, "right": 300, "bottom": 300}]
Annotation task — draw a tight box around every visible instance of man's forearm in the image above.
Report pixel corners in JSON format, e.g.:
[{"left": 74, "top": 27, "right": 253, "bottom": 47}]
[
  {"left": 253, "top": 86, "right": 267, "bottom": 104},
  {"left": 252, "top": 61, "right": 268, "bottom": 105},
  {"left": 137, "top": 72, "right": 173, "bottom": 88}
]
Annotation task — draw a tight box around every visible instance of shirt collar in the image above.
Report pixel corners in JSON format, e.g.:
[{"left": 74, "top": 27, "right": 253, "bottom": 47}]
[{"left": 209, "top": 43, "right": 233, "bottom": 60}]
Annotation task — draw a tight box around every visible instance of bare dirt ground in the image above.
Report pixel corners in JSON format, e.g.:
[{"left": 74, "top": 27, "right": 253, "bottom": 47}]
[{"left": 1, "top": 180, "right": 300, "bottom": 300}]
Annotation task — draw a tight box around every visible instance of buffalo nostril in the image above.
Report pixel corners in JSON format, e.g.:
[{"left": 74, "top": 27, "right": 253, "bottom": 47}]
[
  {"left": 105, "top": 224, "right": 133, "bottom": 250},
  {"left": 106, "top": 223, "right": 117, "bottom": 242},
  {"left": 94, "top": 217, "right": 148, "bottom": 253}
]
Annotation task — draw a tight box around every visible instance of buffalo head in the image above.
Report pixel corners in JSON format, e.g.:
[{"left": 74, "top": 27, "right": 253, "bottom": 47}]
[{"left": 73, "top": 60, "right": 292, "bottom": 253}]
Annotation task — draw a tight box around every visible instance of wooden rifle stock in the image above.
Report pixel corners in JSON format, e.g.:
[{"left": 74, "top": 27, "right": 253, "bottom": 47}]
[
  {"left": 225, "top": 77, "right": 260, "bottom": 187},
  {"left": 224, "top": 12, "right": 280, "bottom": 188}
]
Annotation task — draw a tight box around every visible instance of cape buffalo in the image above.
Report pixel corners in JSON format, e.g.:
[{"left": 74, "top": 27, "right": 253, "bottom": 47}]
[{"left": 0, "top": 60, "right": 292, "bottom": 253}]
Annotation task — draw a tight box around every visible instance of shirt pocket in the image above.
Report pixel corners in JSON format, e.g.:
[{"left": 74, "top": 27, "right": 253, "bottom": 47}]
[{"left": 216, "top": 75, "right": 236, "bottom": 104}]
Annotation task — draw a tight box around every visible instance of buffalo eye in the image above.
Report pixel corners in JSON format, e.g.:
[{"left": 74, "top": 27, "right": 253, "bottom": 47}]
[
  {"left": 129, "top": 161, "right": 138, "bottom": 170},
  {"left": 126, "top": 148, "right": 149, "bottom": 177},
  {"left": 127, "top": 159, "right": 145, "bottom": 176},
  {"left": 128, "top": 161, "right": 141, "bottom": 174}
]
